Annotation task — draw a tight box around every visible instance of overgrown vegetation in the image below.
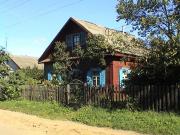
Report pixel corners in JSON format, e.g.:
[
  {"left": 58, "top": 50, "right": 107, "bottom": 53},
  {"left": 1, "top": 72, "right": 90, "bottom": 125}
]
[
  {"left": 117, "top": 0, "right": 180, "bottom": 84},
  {"left": 21, "top": 66, "right": 43, "bottom": 81},
  {"left": 0, "top": 47, "right": 43, "bottom": 100},
  {"left": 52, "top": 35, "right": 112, "bottom": 84},
  {"left": 52, "top": 34, "right": 140, "bottom": 84},
  {"left": 0, "top": 47, "right": 9, "bottom": 78},
  {"left": 0, "top": 100, "right": 179, "bottom": 135},
  {"left": 0, "top": 69, "right": 42, "bottom": 100}
]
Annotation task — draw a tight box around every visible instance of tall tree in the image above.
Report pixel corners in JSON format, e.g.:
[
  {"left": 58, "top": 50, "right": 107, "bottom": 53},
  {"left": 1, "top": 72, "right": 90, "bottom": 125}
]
[
  {"left": 117, "top": 0, "right": 180, "bottom": 84},
  {"left": 0, "top": 47, "right": 9, "bottom": 78}
]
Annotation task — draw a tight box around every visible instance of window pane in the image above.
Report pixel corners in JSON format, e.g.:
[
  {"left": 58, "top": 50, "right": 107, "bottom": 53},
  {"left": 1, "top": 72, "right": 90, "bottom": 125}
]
[
  {"left": 92, "top": 70, "right": 100, "bottom": 86},
  {"left": 97, "top": 77, "right": 100, "bottom": 86},
  {"left": 73, "top": 34, "right": 80, "bottom": 47}
]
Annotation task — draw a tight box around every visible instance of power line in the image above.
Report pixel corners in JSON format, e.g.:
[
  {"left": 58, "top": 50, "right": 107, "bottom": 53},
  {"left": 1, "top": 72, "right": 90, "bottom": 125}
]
[
  {"left": 3, "top": 0, "right": 84, "bottom": 29},
  {"left": 36, "top": 0, "right": 84, "bottom": 17},
  {"left": 0, "top": 0, "right": 9, "bottom": 4},
  {"left": 0, "top": 0, "right": 10, "bottom": 6},
  {"left": 0, "top": 0, "right": 31, "bottom": 14}
]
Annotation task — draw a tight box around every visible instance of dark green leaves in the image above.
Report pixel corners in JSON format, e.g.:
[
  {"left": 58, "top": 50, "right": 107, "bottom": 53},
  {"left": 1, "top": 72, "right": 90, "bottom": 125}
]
[
  {"left": 0, "top": 47, "right": 9, "bottom": 78},
  {"left": 117, "top": 0, "right": 180, "bottom": 84}
]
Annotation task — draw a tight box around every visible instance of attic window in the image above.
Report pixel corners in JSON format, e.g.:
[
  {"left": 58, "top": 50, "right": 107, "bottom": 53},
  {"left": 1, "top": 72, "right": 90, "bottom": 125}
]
[{"left": 73, "top": 34, "right": 80, "bottom": 47}]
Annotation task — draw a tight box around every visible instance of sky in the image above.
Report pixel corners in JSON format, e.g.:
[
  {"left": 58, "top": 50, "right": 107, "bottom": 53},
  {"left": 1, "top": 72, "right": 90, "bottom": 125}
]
[{"left": 0, "top": 0, "right": 135, "bottom": 58}]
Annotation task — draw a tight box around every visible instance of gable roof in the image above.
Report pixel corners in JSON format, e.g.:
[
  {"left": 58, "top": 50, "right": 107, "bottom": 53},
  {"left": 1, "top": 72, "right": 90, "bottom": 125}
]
[
  {"left": 10, "top": 55, "right": 43, "bottom": 70},
  {"left": 39, "top": 17, "right": 146, "bottom": 63}
]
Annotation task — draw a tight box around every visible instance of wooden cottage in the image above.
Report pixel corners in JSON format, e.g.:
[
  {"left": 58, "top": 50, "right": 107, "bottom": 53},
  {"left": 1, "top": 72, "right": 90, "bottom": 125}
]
[{"left": 38, "top": 17, "right": 145, "bottom": 87}]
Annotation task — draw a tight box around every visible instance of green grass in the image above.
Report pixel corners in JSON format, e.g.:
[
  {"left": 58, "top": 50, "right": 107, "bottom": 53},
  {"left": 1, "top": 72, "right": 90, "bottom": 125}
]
[{"left": 0, "top": 100, "right": 179, "bottom": 135}]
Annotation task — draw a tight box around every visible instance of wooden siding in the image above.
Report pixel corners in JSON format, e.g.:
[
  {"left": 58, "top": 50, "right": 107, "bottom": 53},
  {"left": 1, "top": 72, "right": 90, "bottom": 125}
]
[
  {"left": 106, "top": 61, "right": 135, "bottom": 86},
  {"left": 6, "top": 59, "right": 20, "bottom": 71},
  {"left": 39, "top": 19, "right": 88, "bottom": 63},
  {"left": 60, "top": 20, "right": 87, "bottom": 43}
]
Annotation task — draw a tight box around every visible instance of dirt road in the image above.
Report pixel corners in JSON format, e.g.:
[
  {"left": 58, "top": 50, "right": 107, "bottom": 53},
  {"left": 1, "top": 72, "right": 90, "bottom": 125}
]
[{"left": 0, "top": 109, "right": 142, "bottom": 135}]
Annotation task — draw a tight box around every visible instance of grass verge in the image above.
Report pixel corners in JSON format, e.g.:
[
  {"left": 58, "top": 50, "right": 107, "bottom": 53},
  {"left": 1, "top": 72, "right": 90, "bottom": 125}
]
[{"left": 0, "top": 100, "right": 179, "bottom": 135}]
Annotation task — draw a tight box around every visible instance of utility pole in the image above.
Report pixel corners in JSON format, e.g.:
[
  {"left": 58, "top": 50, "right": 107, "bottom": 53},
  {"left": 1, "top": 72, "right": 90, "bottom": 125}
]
[
  {"left": 5, "top": 37, "right": 7, "bottom": 52},
  {"left": 122, "top": 25, "right": 126, "bottom": 33}
]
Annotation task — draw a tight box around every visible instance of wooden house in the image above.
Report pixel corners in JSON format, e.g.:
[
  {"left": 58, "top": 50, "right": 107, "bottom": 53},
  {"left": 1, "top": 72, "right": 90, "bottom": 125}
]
[{"left": 38, "top": 17, "right": 145, "bottom": 87}]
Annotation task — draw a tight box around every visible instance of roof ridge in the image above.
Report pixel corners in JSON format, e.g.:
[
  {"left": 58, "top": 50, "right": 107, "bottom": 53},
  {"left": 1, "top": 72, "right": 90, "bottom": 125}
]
[
  {"left": 72, "top": 17, "right": 131, "bottom": 35},
  {"left": 10, "top": 54, "right": 38, "bottom": 59}
]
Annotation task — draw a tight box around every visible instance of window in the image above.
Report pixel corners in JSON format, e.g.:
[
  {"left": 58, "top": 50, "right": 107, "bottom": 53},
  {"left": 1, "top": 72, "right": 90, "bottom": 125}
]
[
  {"left": 66, "top": 35, "right": 72, "bottom": 48},
  {"left": 92, "top": 71, "right": 100, "bottom": 86},
  {"left": 65, "top": 32, "right": 87, "bottom": 49},
  {"left": 119, "top": 68, "right": 131, "bottom": 88},
  {"left": 73, "top": 34, "right": 80, "bottom": 47}
]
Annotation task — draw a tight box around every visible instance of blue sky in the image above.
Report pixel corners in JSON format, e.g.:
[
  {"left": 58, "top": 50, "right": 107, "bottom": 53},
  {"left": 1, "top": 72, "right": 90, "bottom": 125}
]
[{"left": 0, "top": 0, "right": 135, "bottom": 57}]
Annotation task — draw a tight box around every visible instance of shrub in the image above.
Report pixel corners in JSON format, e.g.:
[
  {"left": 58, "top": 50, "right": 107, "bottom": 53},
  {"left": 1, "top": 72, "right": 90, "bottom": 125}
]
[{"left": 0, "top": 70, "right": 40, "bottom": 100}]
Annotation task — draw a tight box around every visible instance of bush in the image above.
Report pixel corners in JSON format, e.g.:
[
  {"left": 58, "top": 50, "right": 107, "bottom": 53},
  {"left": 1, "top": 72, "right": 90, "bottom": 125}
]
[
  {"left": 21, "top": 66, "right": 43, "bottom": 81},
  {"left": 0, "top": 80, "right": 21, "bottom": 100},
  {"left": 0, "top": 70, "right": 40, "bottom": 100}
]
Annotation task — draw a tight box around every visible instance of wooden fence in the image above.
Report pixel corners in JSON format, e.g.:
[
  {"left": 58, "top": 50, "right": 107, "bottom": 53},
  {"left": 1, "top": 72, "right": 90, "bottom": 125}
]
[
  {"left": 21, "top": 84, "right": 180, "bottom": 112},
  {"left": 22, "top": 85, "right": 66, "bottom": 104}
]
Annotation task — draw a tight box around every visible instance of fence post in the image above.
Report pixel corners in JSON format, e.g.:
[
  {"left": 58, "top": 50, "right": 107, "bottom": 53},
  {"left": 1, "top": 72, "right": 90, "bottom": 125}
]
[
  {"left": 30, "top": 85, "right": 33, "bottom": 101},
  {"left": 0, "top": 87, "right": 2, "bottom": 99},
  {"left": 65, "top": 84, "right": 70, "bottom": 105},
  {"left": 83, "top": 83, "right": 87, "bottom": 105}
]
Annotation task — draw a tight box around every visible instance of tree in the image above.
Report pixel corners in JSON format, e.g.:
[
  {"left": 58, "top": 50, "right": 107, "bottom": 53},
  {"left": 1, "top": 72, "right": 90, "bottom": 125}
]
[
  {"left": 53, "top": 41, "right": 84, "bottom": 83},
  {"left": 0, "top": 46, "right": 41, "bottom": 100},
  {"left": 82, "top": 34, "right": 113, "bottom": 68},
  {"left": 117, "top": 0, "right": 180, "bottom": 84},
  {"left": 0, "top": 47, "right": 9, "bottom": 78},
  {"left": 52, "top": 35, "right": 113, "bottom": 84},
  {"left": 53, "top": 42, "right": 71, "bottom": 83},
  {"left": 21, "top": 66, "right": 43, "bottom": 81}
]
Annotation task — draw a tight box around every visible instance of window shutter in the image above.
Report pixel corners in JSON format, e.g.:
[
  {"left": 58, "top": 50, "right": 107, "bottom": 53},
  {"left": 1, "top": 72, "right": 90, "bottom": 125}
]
[
  {"left": 80, "top": 32, "right": 86, "bottom": 46},
  {"left": 86, "top": 69, "right": 93, "bottom": 86},
  {"left": 100, "top": 69, "right": 106, "bottom": 87},
  {"left": 48, "top": 72, "right": 52, "bottom": 81},
  {"left": 66, "top": 34, "right": 73, "bottom": 48},
  {"left": 45, "top": 63, "right": 53, "bottom": 81}
]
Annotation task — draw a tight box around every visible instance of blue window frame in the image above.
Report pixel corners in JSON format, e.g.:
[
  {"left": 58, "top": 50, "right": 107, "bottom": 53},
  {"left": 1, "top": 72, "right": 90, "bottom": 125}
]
[
  {"left": 92, "top": 70, "right": 100, "bottom": 86},
  {"left": 87, "top": 68, "right": 106, "bottom": 87}
]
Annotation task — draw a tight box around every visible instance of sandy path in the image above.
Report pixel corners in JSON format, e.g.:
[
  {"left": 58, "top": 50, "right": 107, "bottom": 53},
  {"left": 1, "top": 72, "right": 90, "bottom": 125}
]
[{"left": 0, "top": 109, "right": 142, "bottom": 135}]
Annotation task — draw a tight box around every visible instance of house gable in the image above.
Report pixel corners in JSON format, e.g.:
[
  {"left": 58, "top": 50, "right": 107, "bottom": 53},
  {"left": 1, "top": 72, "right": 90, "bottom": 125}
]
[
  {"left": 6, "top": 59, "right": 20, "bottom": 71},
  {"left": 38, "top": 17, "right": 89, "bottom": 63},
  {"left": 39, "top": 17, "right": 147, "bottom": 64}
]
